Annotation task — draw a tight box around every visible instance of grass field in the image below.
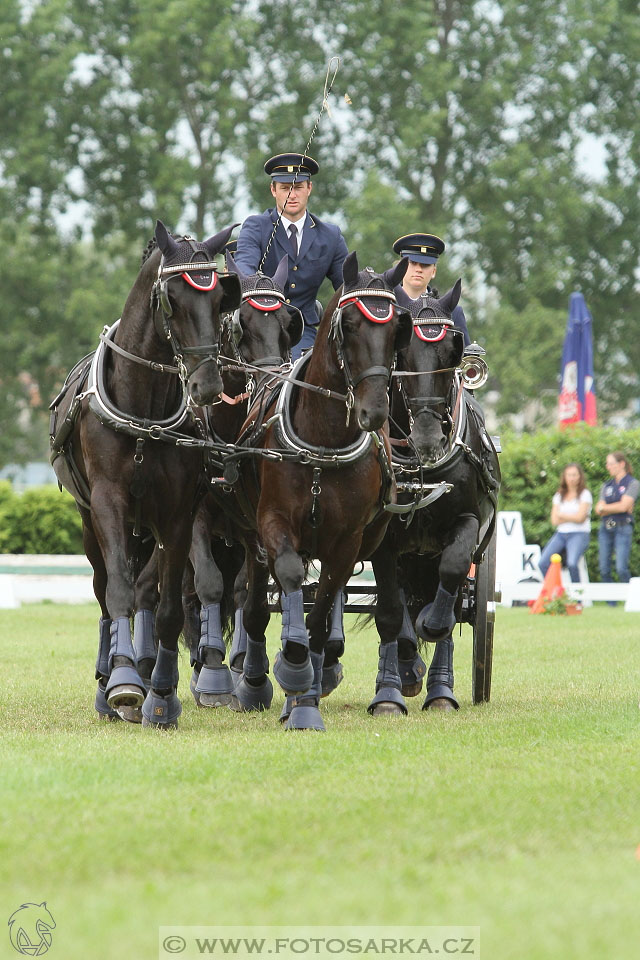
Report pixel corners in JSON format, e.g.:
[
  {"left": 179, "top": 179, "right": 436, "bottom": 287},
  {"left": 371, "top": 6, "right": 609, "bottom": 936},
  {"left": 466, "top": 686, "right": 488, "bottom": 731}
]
[{"left": 1, "top": 602, "right": 640, "bottom": 960}]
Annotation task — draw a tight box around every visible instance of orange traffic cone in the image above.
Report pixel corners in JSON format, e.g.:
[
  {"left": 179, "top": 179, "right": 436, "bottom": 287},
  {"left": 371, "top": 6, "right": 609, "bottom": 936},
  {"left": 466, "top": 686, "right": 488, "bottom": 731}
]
[{"left": 530, "top": 553, "right": 565, "bottom": 614}]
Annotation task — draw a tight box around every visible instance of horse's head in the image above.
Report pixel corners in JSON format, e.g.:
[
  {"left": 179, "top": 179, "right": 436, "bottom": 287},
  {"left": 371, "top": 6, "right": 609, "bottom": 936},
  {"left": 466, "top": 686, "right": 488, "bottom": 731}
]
[
  {"left": 330, "top": 252, "right": 412, "bottom": 431},
  {"left": 224, "top": 252, "right": 302, "bottom": 368},
  {"left": 395, "top": 279, "right": 464, "bottom": 463},
  {"left": 151, "top": 219, "right": 241, "bottom": 405}
]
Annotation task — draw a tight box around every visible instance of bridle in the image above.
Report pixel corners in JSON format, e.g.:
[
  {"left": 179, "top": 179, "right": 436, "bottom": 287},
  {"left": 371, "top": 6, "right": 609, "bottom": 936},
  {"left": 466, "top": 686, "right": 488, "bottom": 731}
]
[
  {"left": 396, "top": 305, "right": 464, "bottom": 433},
  {"left": 219, "top": 275, "right": 298, "bottom": 404},
  {"left": 150, "top": 239, "right": 224, "bottom": 393},
  {"left": 329, "top": 283, "right": 401, "bottom": 425}
]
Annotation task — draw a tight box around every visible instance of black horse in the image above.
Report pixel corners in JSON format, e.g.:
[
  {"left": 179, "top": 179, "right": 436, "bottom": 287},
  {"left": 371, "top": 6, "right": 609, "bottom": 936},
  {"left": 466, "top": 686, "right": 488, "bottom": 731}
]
[
  {"left": 366, "top": 282, "right": 500, "bottom": 714},
  {"left": 49, "top": 220, "right": 240, "bottom": 727},
  {"left": 230, "top": 252, "right": 412, "bottom": 730},
  {"left": 181, "top": 252, "right": 304, "bottom": 707}
]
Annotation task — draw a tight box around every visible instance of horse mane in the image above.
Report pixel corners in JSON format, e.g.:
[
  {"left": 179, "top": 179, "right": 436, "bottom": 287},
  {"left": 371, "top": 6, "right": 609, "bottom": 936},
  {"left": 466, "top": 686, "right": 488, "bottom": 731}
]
[{"left": 141, "top": 237, "right": 159, "bottom": 266}]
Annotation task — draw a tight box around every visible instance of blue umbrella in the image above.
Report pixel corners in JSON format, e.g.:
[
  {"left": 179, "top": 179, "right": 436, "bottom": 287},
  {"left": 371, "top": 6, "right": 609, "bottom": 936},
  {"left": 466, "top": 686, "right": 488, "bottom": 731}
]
[{"left": 558, "top": 291, "right": 597, "bottom": 426}]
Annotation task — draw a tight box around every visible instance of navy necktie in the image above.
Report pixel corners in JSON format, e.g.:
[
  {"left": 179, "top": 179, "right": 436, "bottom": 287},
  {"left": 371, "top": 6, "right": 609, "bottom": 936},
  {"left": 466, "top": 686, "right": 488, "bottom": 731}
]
[{"left": 288, "top": 223, "right": 298, "bottom": 259}]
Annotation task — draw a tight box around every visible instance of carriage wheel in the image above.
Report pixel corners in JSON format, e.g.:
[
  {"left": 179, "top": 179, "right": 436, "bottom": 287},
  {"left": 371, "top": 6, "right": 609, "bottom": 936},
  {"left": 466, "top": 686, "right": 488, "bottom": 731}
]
[{"left": 472, "top": 525, "right": 498, "bottom": 704}]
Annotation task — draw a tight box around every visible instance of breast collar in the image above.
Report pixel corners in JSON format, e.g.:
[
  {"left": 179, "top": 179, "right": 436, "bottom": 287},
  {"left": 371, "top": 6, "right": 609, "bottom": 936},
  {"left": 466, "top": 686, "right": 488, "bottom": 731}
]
[
  {"left": 84, "top": 321, "right": 191, "bottom": 438},
  {"left": 272, "top": 352, "right": 379, "bottom": 467}
]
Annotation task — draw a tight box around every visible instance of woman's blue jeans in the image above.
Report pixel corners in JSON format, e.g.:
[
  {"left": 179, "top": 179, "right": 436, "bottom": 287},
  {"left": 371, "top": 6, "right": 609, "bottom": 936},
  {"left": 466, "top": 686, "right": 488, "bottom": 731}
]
[
  {"left": 598, "top": 522, "right": 632, "bottom": 583},
  {"left": 539, "top": 531, "right": 591, "bottom": 582}
]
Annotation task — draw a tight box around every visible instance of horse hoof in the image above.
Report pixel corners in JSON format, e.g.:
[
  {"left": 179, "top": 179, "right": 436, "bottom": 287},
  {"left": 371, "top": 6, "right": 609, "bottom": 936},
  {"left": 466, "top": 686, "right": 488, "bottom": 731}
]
[
  {"left": 116, "top": 704, "right": 142, "bottom": 723},
  {"left": 424, "top": 697, "right": 456, "bottom": 712},
  {"left": 141, "top": 716, "right": 179, "bottom": 730},
  {"left": 229, "top": 675, "right": 273, "bottom": 712},
  {"left": 141, "top": 690, "right": 182, "bottom": 729},
  {"left": 198, "top": 691, "right": 233, "bottom": 708},
  {"left": 399, "top": 654, "right": 427, "bottom": 697},
  {"left": 321, "top": 661, "right": 344, "bottom": 698},
  {"left": 97, "top": 710, "right": 121, "bottom": 722},
  {"left": 95, "top": 682, "right": 121, "bottom": 721},
  {"left": 107, "top": 683, "right": 146, "bottom": 710},
  {"left": 370, "top": 701, "right": 405, "bottom": 716},
  {"left": 284, "top": 704, "right": 325, "bottom": 731},
  {"left": 367, "top": 686, "right": 408, "bottom": 716},
  {"left": 273, "top": 650, "right": 314, "bottom": 696},
  {"left": 279, "top": 696, "right": 296, "bottom": 724}
]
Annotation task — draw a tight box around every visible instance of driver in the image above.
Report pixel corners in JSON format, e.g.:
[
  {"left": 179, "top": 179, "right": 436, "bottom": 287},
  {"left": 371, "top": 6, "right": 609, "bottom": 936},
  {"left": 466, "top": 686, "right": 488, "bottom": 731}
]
[
  {"left": 392, "top": 233, "right": 470, "bottom": 345},
  {"left": 235, "top": 152, "right": 349, "bottom": 360}
]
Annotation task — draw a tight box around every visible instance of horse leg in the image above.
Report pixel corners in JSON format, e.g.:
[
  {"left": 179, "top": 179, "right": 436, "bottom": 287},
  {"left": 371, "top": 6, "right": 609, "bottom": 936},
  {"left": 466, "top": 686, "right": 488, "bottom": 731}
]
[
  {"left": 88, "top": 492, "right": 147, "bottom": 719},
  {"left": 282, "top": 566, "right": 343, "bottom": 732},
  {"left": 418, "top": 516, "right": 479, "bottom": 712},
  {"left": 271, "top": 535, "right": 314, "bottom": 700},
  {"left": 368, "top": 547, "right": 407, "bottom": 717},
  {"left": 230, "top": 544, "right": 273, "bottom": 712},
  {"left": 133, "top": 546, "right": 159, "bottom": 691},
  {"left": 141, "top": 529, "right": 192, "bottom": 730},
  {"left": 79, "top": 509, "right": 119, "bottom": 722},
  {"left": 397, "top": 588, "right": 427, "bottom": 697},
  {"left": 189, "top": 509, "right": 233, "bottom": 708},
  {"left": 229, "top": 559, "right": 248, "bottom": 689},
  {"left": 321, "top": 589, "right": 346, "bottom": 698}
]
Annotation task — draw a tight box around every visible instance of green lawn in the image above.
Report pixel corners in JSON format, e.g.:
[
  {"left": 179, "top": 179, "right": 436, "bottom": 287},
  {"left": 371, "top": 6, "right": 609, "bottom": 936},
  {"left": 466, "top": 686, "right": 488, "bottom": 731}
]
[{"left": 1, "top": 603, "right": 639, "bottom": 960}]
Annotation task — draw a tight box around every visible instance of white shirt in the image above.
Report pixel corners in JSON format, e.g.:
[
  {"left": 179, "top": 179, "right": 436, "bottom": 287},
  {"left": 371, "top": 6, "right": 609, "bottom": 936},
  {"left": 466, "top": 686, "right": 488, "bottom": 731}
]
[
  {"left": 279, "top": 211, "right": 308, "bottom": 251},
  {"left": 553, "top": 489, "right": 592, "bottom": 533}
]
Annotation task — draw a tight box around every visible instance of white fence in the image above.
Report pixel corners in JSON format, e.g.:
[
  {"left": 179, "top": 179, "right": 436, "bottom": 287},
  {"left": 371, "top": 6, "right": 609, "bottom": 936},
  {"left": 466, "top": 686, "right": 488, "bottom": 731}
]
[{"left": 2, "top": 527, "right": 640, "bottom": 610}]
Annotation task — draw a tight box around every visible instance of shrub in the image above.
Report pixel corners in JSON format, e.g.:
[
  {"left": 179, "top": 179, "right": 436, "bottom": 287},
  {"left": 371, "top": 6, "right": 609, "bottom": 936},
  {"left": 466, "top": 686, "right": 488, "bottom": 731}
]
[{"left": 0, "top": 484, "right": 83, "bottom": 554}]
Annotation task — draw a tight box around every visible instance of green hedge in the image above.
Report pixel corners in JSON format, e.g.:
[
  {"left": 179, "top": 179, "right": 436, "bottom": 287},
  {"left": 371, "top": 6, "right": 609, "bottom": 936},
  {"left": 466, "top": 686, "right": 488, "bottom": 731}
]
[
  {"left": 499, "top": 425, "right": 640, "bottom": 581},
  {"left": 0, "top": 481, "right": 83, "bottom": 554}
]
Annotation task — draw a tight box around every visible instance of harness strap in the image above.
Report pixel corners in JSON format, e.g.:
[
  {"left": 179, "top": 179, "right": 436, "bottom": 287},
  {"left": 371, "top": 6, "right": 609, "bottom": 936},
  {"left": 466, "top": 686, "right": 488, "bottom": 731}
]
[{"left": 101, "top": 331, "right": 180, "bottom": 374}]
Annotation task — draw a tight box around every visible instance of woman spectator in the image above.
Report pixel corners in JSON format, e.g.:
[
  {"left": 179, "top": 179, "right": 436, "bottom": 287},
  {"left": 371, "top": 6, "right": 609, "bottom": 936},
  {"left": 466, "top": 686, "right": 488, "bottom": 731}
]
[
  {"left": 594, "top": 451, "right": 639, "bottom": 591},
  {"left": 539, "top": 463, "right": 592, "bottom": 583}
]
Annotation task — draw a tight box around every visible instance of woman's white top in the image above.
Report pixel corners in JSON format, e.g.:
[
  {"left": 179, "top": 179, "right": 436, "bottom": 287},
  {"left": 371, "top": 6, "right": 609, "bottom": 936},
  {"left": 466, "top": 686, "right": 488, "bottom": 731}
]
[{"left": 553, "top": 489, "right": 592, "bottom": 533}]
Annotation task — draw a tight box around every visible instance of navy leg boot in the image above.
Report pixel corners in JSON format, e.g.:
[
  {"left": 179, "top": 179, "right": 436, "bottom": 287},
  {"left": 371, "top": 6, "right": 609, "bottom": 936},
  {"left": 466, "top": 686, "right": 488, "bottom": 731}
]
[
  {"left": 228, "top": 608, "right": 248, "bottom": 692},
  {"left": 142, "top": 643, "right": 182, "bottom": 729},
  {"left": 104, "top": 617, "right": 146, "bottom": 719},
  {"left": 134, "top": 609, "right": 157, "bottom": 691},
  {"left": 230, "top": 637, "right": 273, "bottom": 712},
  {"left": 192, "top": 604, "right": 233, "bottom": 708},
  {"left": 367, "top": 640, "right": 408, "bottom": 716},
  {"left": 423, "top": 636, "right": 459, "bottom": 711},
  {"left": 322, "top": 590, "right": 345, "bottom": 698},
  {"left": 273, "top": 589, "right": 314, "bottom": 695},
  {"left": 397, "top": 590, "right": 426, "bottom": 697},
  {"left": 416, "top": 584, "right": 457, "bottom": 642},
  {"left": 95, "top": 617, "right": 120, "bottom": 721},
  {"left": 285, "top": 650, "right": 326, "bottom": 731}
]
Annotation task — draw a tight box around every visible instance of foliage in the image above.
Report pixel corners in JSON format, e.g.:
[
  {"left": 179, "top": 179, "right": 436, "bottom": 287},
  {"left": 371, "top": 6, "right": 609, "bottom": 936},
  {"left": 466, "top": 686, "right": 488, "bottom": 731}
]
[
  {"left": 1, "top": 0, "right": 639, "bottom": 464},
  {"left": 499, "top": 424, "right": 640, "bottom": 579},
  {"left": 0, "top": 484, "right": 83, "bottom": 554}
]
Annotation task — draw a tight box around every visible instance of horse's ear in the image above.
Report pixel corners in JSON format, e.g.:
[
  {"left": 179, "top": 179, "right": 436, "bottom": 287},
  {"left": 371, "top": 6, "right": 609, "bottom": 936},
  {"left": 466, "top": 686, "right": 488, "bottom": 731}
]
[
  {"left": 342, "top": 251, "right": 359, "bottom": 287},
  {"left": 284, "top": 304, "right": 304, "bottom": 347},
  {"left": 272, "top": 254, "right": 289, "bottom": 291},
  {"left": 385, "top": 257, "right": 408, "bottom": 290},
  {"left": 394, "top": 308, "right": 413, "bottom": 353},
  {"left": 155, "top": 220, "right": 179, "bottom": 259},
  {"left": 204, "top": 223, "right": 241, "bottom": 257},
  {"left": 226, "top": 251, "right": 247, "bottom": 279},
  {"left": 219, "top": 274, "right": 242, "bottom": 313},
  {"left": 394, "top": 284, "right": 414, "bottom": 310},
  {"left": 437, "top": 278, "right": 462, "bottom": 316}
]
